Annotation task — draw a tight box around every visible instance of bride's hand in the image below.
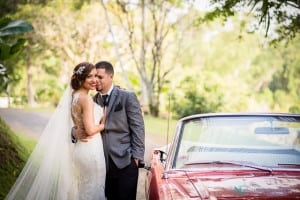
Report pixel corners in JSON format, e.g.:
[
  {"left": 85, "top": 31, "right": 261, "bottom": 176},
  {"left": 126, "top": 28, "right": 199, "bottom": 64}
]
[
  {"left": 99, "top": 108, "right": 107, "bottom": 126},
  {"left": 99, "top": 123, "right": 105, "bottom": 131},
  {"left": 99, "top": 118, "right": 106, "bottom": 131}
]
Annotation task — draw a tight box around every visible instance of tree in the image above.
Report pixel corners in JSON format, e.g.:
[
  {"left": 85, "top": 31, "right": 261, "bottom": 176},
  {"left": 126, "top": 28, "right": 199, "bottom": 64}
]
[
  {"left": 102, "top": 0, "right": 192, "bottom": 116},
  {"left": 0, "top": 17, "right": 33, "bottom": 103},
  {"left": 100, "top": 0, "right": 133, "bottom": 91},
  {"left": 0, "top": 0, "right": 49, "bottom": 18},
  {"left": 199, "top": 0, "right": 300, "bottom": 42},
  {"left": 12, "top": 3, "right": 111, "bottom": 106},
  {"left": 172, "top": 76, "right": 224, "bottom": 118},
  {"left": 0, "top": 64, "right": 8, "bottom": 96},
  {"left": 0, "top": 18, "right": 33, "bottom": 62}
]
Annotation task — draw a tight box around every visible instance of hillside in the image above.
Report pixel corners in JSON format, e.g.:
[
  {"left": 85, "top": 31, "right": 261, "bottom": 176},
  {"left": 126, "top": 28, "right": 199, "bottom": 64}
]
[{"left": 0, "top": 117, "right": 27, "bottom": 199}]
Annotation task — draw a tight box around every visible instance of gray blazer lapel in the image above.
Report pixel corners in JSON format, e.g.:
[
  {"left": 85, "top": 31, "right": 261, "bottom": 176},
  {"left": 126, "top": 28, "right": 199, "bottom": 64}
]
[{"left": 107, "top": 86, "right": 118, "bottom": 115}]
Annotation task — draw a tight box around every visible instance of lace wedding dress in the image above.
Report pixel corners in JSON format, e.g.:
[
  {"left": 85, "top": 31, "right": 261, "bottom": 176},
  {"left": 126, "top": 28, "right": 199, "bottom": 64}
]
[{"left": 71, "top": 92, "right": 106, "bottom": 200}]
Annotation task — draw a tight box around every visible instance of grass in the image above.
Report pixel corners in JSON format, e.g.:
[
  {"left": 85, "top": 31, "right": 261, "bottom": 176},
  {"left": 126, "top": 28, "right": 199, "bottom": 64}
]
[
  {"left": 0, "top": 117, "right": 36, "bottom": 200},
  {"left": 144, "top": 115, "right": 178, "bottom": 142},
  {"left": 0, "top": 113, "right": 178, "bottom": 199}
]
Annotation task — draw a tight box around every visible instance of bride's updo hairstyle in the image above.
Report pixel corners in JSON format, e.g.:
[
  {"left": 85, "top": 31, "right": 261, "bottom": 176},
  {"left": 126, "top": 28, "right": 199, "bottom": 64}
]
[{"left": 71, "top": 62, "right": 95, "bottom": 90}]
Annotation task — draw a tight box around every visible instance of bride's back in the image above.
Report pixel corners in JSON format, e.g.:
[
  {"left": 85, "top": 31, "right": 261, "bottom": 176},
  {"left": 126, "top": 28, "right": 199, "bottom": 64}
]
[{"left": 71, "top": 92, "right": 85, "bottom": 128}]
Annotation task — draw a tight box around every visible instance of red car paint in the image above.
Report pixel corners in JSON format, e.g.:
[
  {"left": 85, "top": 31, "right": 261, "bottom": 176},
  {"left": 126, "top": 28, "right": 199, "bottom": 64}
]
[
  {"left": 145, "top": 113, "right": 300, "bottom": 200},
  {"left": 146, "top": 151, "right": 300, "bottom": 199}
]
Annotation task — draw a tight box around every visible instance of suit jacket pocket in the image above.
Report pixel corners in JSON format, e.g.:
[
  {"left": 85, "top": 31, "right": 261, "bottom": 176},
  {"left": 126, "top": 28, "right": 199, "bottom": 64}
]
[
  {"left": 120, "top": 136, "right": 130, "bottom": 144},
  {"left": 114, "top": 102, "right": 123, "bottom": 112}
]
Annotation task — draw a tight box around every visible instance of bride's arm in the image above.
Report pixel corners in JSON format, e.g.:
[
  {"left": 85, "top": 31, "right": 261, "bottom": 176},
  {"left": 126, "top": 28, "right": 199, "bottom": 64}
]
[{"left": 81, "top": 95, "right": 104, "bottom": 136}]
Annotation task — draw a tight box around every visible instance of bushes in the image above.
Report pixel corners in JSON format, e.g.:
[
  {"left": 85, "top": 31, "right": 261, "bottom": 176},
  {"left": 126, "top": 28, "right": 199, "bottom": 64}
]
[
  {"left": 171, "top": 76, "right": 224, "bottom": 119},
  {"left": 173, "top": 88, "right": 223, "bottom": 118}
]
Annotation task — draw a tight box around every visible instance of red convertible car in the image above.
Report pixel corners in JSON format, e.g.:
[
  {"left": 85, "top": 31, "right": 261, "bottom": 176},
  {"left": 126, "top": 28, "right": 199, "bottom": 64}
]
[{"left": 145, "top": 113, "right": 300, "bottom": 199}]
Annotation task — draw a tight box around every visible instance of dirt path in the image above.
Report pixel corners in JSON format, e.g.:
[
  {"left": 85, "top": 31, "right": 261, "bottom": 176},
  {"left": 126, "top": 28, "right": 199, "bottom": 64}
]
[{"left": 0, "top": 108, "right": 165, "bottom": 200}]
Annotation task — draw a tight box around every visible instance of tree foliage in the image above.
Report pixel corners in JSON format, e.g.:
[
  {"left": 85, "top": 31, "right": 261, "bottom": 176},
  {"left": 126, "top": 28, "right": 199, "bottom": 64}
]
[
  {"left": 199, "top": 0, "right": 300, "bottom": 42},
  {"left": 1, "top": 1, "right": 299, "bottom": 116},
  {"left": 102, "top": 0, "right": 195, "bottom": 116},
  {"left": 0, "top": 17, "right": 33, "bottom": 96},
  {"left": 172, "top": 76, "right": 223, "bottom": 118},
  {"left": 0, "top": 18, "right": 33, "bottom": 60},
  {"left": 0, "top": 0, "right": 50, "bottom": 18}
]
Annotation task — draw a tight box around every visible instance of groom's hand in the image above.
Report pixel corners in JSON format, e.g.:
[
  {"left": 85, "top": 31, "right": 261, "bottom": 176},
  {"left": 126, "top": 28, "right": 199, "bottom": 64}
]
[{"left": 76, "top": 127, "right": 91, "bottom": 142}]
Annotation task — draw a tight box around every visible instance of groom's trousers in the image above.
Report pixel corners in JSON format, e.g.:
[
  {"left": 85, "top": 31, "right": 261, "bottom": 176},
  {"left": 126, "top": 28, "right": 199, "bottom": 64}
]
[{"left": 105, "top": 157, "right": 139, "bottom": 200}]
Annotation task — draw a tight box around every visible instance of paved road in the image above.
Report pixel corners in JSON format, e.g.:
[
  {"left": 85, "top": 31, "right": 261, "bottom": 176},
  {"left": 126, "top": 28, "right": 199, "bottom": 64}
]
[{"left": 0, "top": 108, "right": 165, "bottom": 200}]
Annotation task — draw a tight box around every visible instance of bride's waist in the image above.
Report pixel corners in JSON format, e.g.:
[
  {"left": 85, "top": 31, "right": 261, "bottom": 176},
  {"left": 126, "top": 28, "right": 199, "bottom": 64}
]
[{"left": 76, "top": 134, "right": 101, "bottom": 143}]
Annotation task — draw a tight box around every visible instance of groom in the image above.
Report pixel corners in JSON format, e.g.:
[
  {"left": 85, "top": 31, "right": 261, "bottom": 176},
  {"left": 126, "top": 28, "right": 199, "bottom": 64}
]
[{"left": 76, "top": 61, "right": 145, "bottom": 200}]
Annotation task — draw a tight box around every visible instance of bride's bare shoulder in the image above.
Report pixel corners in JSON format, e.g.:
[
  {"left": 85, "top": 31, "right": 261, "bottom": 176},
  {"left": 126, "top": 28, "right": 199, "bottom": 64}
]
[{"left": 78, "top": 93, "right": 93, "bottom": 104}]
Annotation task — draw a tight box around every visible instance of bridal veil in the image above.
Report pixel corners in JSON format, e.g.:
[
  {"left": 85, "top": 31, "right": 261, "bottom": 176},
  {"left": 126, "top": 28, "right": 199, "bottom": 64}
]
[{"left": 5, "top": 86, "right": 77, "bottom": 200}]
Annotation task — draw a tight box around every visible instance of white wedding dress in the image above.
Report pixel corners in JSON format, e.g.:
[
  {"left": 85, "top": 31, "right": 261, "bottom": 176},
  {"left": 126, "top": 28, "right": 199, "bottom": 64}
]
[
  {"left": 71, "top": 92, "right": 106, "bottom": 200},
  {"left": 5, "top": 86, "right": 106, "bottom": 200}
]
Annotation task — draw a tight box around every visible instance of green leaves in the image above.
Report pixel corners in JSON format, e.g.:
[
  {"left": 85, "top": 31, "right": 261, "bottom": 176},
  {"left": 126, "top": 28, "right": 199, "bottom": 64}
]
[
  {"left": 0, "top": 38, "right": 26, "bottom": 60},
  {"left": 199, "top": 0, "right": 300, "bottom": 42},
  {"left": 0, "top": 17, "right": 33, "bottom": 61},
  {"left": 0, "top": 17, "right": 33, "bottom": 94},
  {"left": 0, "top": 19, "right": 33, "bottom": 37}
]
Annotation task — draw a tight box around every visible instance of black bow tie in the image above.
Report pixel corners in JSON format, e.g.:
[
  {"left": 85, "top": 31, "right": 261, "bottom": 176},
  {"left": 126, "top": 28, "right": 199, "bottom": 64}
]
[{"left": 102, "top": 94, "right": 109, "bottom": 106}]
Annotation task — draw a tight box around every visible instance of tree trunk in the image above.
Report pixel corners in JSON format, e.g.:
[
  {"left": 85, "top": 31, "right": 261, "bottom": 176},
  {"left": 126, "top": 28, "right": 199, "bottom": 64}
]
[
  {"left": 100, "top": 0, "right": 133, "bottom": 91},
  {"left": 145, "top": 81, "right": 159, "bottom": 117},
  {"left": 140, "top": 0, "right": 148, "bottom": 112},
  {"left": 26, "top": 62, "right": 36, "bottom": 106}
]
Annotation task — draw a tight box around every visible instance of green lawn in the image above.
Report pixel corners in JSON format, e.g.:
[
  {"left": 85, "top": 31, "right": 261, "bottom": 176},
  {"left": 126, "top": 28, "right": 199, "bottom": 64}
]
[{"left": 144, "top": 114, "right": 178, "bottom": 140}]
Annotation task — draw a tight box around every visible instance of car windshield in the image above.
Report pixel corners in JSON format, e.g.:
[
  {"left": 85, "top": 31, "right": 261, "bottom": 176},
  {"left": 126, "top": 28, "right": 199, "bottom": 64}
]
[{"left": 175, "top": 115, "right": 300, "bottom": 169}]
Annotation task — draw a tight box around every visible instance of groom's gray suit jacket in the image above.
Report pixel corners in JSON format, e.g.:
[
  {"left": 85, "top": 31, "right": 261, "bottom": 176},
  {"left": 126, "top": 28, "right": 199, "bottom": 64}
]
[{"left": 94, "top": 86, "right": 145, "bottom": 169}]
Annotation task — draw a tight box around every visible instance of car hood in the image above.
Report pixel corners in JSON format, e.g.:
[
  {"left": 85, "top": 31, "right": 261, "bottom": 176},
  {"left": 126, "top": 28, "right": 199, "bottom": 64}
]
[{"left": 165, "top": 170, "right": 300, "bottom": 199}]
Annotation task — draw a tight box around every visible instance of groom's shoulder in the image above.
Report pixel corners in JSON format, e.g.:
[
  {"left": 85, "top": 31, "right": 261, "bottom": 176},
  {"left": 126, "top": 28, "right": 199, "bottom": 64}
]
[
  {"left": 115, "top": 85, "right": 135, "bottom": 96},
  {"left": 115, "top": 85, "right": 129, "bottom": 94}
]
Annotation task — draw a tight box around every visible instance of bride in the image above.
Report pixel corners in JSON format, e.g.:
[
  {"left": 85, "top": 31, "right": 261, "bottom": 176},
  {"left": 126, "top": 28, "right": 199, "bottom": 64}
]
[{"left": 5, "top": 62, "right": 106, "bottom": 200}]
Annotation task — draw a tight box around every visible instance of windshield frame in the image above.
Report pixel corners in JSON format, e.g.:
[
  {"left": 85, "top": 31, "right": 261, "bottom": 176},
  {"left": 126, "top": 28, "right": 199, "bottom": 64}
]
[{"left": 166, "top": 113, "right": 300, "bottom": 170}]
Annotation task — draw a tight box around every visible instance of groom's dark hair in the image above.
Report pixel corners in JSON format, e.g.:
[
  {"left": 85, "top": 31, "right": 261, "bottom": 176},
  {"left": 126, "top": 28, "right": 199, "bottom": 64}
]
[{"left": 95, "top": 61, "right": 114, "bottom": 75}]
